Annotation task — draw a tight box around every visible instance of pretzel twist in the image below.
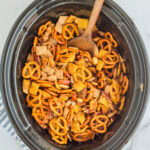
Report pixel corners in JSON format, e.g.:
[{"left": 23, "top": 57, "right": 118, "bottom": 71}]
[
  {"left": 49, "top": 97, "right": 65, "bottom": 116},
  {"left": 26, "top": 89, "right": 42, "bottom": 107},
  {"left": 49, "top": 117, "right": 68, "bottom": 136},
  {"left": 90, "top": 115, "right": 108, "bottom": 133},
  {"left": 72, "top": 130, "right": 94, "bottom": 142},
  {"left": 104, "top": 32, "right": 118, "bottom": 48},
  {"left": 62, "top": 24, "right": 79, "bottom": 40},
  {"left": 38, "top": 21, "right": 52, "bottom": 36},
  {"left": 84, "top": 83, "right": 94, "bottom": 102},
  {"left": 52, "top": 26, "right": 67, "bottom": 44},
  {"left": 97, "top": 71, "right": 105, "bottom": 89},
  {"left": 74, "top": 66, "right": 92, "bottom": 83},
  {"left": 22, "top": 61, "right": 41, "bottom": 80},
  {"left": 97, "top": 39, "right": 112, "bottom": 52}
]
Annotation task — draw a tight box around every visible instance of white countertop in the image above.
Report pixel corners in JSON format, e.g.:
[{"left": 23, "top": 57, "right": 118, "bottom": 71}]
[{"left": 0, "top": 0, "right": 150, "bottom": 150}]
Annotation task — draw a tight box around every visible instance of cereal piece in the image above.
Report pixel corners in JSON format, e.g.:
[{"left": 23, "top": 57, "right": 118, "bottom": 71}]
[
  {"left": 36, "top": 46, "right": 52, "bottom": 56},
  {"left": 76, "top": 58, "right": 86, "bottom": 66},
  {"left": 93, "top": 88, "right": 100, "bottom": 98},
  {"left": 73, "top": 81, "right": 86, "bottom": 92},
  {"left": 23, "top": 79, "right": 31, "bottom": 94},
  {"left": 65, "top": 15, "right": 77, "bottom": 23},
  {"left": 71, "top": 120, "right": 81, "bottom": 133},
  {"left": 29, "top": 82, "right": 40, "bottom": 95},
  {"left": 47, "top": 75, "right": 57, "bottom": 82},
  {"left": 42, "top": 90, "right": 51, "bottom": 98},
  {"left": 76, "top": 112, "right": 85, "bottom": 124},
  {"left": 98, "top": 96, "right": 109, "bottom": 109},
  {"left": 77, "top": 18, "right": 88, "bottom": 29},
  {"left": 55, "top": 69, "right": 64, "bottom": 80},
  {"left": 67, "top": 63, "right": 78, "bottom": 75},
  {"left": 74, "top": 105, "right": 81, "bottom": 114},
  {"left": 90, "top": 99, "right": 97, "bottom": 111},
  {"left": 96, "top": 60, "right": 104, "bottom": 71},
  {"left": 55, "top": 16, "right": 68, "bottom": 33}
]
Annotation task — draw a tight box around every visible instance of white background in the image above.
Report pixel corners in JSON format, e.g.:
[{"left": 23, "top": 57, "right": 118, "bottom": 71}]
[{"left": 0, "top": 0, "right": 150, "bottom": 150}]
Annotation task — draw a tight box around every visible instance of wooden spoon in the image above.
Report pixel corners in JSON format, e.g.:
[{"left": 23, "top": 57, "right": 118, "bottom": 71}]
[{"left": 68, "top": 0, "right": 104, "bottom": 57}]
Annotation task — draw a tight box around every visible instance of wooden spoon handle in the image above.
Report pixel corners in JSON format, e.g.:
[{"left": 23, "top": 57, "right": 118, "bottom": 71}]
[{"left": 84, "top": 0, "right": 104, "bottom": 36}]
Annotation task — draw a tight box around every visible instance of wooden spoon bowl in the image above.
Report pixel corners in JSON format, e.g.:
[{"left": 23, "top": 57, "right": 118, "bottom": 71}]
[{"left": 68, "top": 0, "right": 104, "bottom": 57}]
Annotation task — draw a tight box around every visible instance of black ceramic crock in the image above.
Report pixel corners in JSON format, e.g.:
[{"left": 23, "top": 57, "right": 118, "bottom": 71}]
[{"left": 0, "top": 0, "right": 149, "bottom": 150}]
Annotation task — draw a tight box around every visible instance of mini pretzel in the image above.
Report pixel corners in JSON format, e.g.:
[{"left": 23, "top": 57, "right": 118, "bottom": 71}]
[
  {"left": 22, "top": 61, "right": 41, "bottom": 80},
  {"left": 45, "top": 21, "right": 52, "bottom": 31},
  {"left": 97, "top": 71, "right": 105, "bottom": 79},
  {"left": 50, "top": 130, "right": 68, "bottom": 144},
  {"left": 104, "top": 32, "right": 118, "bottom": 48},
  {"left": 81, "top": 115, "right": 91, "bottom": 128},
  {"left": 26, "top": 89, "right": 42, "bottom": 107},
  {"left": 78, "top": 125, "right": 89, "bottom": 133},
  {"left": 72, "top": 130, "right": 94, "bottom": 142},
  {"left": 90, "top": 115, "right": 108, "bottom": 133},
  {"left": 84, "top": 83, "right": 94, "bottom": 102},
  {"left": 32, "top": 105, "right": 51, "bottom": 126},
  {"left": 57, "top": 117, "right": 68, "bottom": 133},
  {"left": 49, "top": 97, "right": 65, "bottom": 116},
  {"left": 29, "top": 61, "right": 41, "bottom": 80},
  {"left": 49, "top": 117, "right": 68, "bottom": 136},
  {"left": 32, "top": 110, "right": 46, "bottom": 126},
  {"left": 38, "top": 21, "right": 52, "bottom": 37},
  {"left": 41, "top": 105, "right": 52, "bottom": 120},
  {"left": 110, "top": 80, "right": 121, "bottom": 104},
  {"left": 49, "top": 118, "right": 58, "bottom": 132},
  {"left": 92, "top": 123, "right": 107, "bottom": 133},
  {"left": 74, "top": 66, "right": 92, "bottom": 82},
  {"left": 97, "top": 104, "right": 108, "bottom": 114},
  {"left": 97, "top": 71, "right": 105, "bottom": 89},
  {"left": 97, "top": 39, "right": 111, "bottom": 52},
  {"left": 38, "top": 25, "right": 47, "bottom": 36},
  {"left": 97, "top": 79, "right": 104, "bottom": 89},
  {"left": 52, "top": 26, "right": 67, "bottom": 44},
  {"left": 90, "top": 115, "right": 108, "bottom": 126},
  {"left": 73, "top": 67, "right": 84, "bottom": 82},
  {"left": 102, "top": 51, "right": 119, "bottom": 66},
  {"left": 122, "top": 75, "right": 129, "bottom": 95},
  {"left": 41, "top": 98, "right": 49, "bottom": 106},
  {"left": 22, "top": 64, "right": 32, "bottom": 79},
  {"left": 104, "top": 69, "right": 113, "bottom": 77},
  {"left": 79, "top": 50, "right": 92, "bottom": 62},
  {"left": 62, "top": 24, "right": 79, "bottom": 40}
]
